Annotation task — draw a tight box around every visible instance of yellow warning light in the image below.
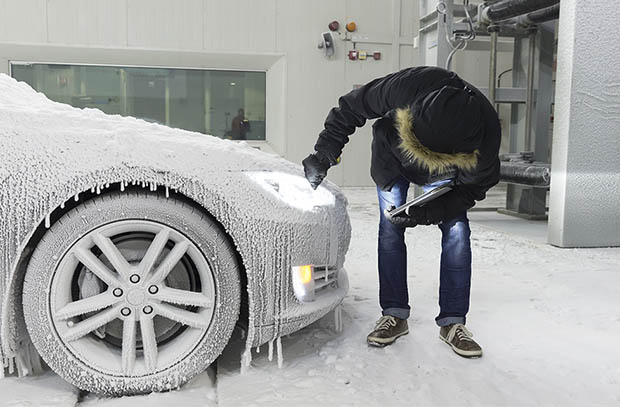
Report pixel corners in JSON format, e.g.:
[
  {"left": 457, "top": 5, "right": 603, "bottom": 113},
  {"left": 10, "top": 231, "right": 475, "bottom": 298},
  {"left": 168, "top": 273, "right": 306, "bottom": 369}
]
[
  {"left": 292, "top": 265, "right": 316, "bottom": 301},
  {"left": 298, "top": 265, "right": 313, "bottom": 284}
]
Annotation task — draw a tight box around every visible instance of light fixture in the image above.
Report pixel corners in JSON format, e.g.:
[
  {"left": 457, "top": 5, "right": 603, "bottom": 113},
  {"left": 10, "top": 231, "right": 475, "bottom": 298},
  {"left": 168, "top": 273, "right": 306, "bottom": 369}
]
[
  {"left": 246, "top": 171, "right": 335, "bottom": 211},
  {"left": 230, "top": 82, "right": 236, "bottom": 86},
  {"left": 292, "top": 265, "right": 315, "bottom": 302}
]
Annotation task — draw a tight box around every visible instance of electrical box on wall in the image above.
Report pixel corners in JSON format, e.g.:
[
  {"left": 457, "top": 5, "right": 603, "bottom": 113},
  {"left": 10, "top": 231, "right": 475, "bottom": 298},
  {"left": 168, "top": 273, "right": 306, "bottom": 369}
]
[{"left": 318, "top": 32, "right": 335, "bottom": 57}]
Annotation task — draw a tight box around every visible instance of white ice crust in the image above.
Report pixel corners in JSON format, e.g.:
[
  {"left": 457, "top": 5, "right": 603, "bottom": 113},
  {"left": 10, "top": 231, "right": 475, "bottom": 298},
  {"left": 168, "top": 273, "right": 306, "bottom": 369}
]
[{"left": 0, "top": 75, "right": 351, "bottom": 380}]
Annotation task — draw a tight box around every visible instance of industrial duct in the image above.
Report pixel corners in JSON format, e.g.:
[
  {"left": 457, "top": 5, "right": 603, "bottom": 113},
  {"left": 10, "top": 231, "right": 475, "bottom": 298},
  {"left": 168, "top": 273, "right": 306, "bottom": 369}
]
[
  {"left": 482, "top": 0, "right": 560, "bottom": 23},
  {"left": 499, "top": 162, "right": 551, "bottom": 187}
]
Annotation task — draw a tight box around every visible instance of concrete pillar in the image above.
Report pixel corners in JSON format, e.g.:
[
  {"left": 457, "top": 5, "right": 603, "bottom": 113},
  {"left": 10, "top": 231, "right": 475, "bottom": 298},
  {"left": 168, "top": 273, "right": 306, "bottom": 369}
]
[{"left": 548, "top": 0, "right": 620, "bottom": 247}]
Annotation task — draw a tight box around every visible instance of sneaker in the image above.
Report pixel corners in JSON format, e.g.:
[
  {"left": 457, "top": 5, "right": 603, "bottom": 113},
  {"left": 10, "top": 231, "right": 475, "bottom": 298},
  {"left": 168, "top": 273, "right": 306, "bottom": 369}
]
[
  {"left": 439, "top": 323, "right": 483, "bottom": 358},
  {"left": 367, "top": 315, "right": 409, "bottom": 346}
]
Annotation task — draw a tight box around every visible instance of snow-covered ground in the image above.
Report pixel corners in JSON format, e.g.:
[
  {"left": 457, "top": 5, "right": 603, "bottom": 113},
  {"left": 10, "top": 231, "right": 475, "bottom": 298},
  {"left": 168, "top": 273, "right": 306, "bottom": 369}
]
[{"left": 2, "top": 186, "right": 620, "bottom": 406}]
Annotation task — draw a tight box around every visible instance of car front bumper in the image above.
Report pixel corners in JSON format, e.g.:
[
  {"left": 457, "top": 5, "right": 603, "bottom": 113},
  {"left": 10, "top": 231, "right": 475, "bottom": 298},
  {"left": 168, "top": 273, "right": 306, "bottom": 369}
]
[{"left": 251, "top": 268, "right": 349, "bottom": 345}]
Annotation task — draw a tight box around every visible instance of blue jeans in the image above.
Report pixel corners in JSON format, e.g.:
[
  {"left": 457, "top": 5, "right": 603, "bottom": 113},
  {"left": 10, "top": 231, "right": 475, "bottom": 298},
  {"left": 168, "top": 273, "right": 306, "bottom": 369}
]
[{"left": 377, "top": 176, "right": 472, "bottom": 326}]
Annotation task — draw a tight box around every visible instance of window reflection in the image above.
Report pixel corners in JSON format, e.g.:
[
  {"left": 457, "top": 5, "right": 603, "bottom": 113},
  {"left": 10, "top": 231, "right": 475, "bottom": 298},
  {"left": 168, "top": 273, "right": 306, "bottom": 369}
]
[{"left": 11, "top": 63, "right": 266, "bottom": 141}]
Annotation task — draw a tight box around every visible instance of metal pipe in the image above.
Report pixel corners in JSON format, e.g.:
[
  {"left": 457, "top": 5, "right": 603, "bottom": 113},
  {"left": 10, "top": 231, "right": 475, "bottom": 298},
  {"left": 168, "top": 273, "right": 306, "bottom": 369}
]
[
  {"left": 488, "top": 26, "right": 499, "bottom": 107},
  {"left": 494, "top": 4, "right": 560, "bottom": 31},
  {"left": 519, "top": 3, "right": 560, "bottom": 24},
  {"left": 524, "top": 28, "right": 537, "bottom": 152},
  {"left": 500, "top": 161, "right": 550, "bottom": 187},
  {"left": 482, "top": 0, "right": 559, "bottom": 23},
  {"left": 496, "top": 68, "right": 513, "bottom": 112}
]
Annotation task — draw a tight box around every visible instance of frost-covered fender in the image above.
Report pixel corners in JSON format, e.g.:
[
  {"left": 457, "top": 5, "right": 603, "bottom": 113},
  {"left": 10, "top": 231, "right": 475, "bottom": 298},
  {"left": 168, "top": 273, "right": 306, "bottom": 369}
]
[{"left": 0, "top": 75, "right": 350, "bottom": 375}]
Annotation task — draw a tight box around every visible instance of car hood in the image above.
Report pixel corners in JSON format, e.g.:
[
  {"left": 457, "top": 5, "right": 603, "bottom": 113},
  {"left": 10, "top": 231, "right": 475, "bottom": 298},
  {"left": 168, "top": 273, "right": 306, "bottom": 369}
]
[{"left": 0, "top": 75, "right": 303, "bottom": 181}]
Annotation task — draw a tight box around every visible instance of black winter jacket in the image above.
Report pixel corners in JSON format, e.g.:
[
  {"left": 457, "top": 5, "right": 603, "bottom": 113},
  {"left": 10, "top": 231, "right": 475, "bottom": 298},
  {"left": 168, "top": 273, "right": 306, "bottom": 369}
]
[{"left": 314, "top": 66, "right": 501, "bottom": 223}]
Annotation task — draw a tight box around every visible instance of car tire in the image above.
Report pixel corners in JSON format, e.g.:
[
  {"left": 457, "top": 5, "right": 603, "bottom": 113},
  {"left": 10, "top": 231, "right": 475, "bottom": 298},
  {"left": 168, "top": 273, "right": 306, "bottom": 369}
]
[{"left": 22, "top": 190, "right": 241, "bottom": 395}]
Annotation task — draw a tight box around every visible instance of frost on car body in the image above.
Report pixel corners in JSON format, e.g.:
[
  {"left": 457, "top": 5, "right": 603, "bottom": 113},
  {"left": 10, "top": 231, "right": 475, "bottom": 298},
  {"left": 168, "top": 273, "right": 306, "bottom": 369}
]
[{"left": 0, "top": 75, "right": 351, "bottom": 393}]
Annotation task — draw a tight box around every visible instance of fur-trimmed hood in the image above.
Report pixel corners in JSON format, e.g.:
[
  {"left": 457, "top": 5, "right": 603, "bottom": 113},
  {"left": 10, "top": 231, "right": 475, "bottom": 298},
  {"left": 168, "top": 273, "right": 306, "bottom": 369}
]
[{"left": 395, "top": 107, "right": 479, "bottom": 174}]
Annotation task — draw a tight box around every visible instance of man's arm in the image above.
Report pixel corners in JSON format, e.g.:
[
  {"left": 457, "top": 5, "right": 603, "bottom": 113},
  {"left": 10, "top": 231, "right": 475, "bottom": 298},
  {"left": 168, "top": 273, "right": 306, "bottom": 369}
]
[
  {"left": 386, "top": 159, "right": 500, "bottom": 227},
  {"left": 424, "top": 157, "right": 500, "bottom": 223},
  {"left": 314, "top": 66, "right": 454, "bottom": 163}
]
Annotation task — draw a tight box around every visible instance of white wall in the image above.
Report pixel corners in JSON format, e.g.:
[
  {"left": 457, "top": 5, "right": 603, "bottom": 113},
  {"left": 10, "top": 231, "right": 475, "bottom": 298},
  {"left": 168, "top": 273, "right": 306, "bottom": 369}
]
[{"left": 0, "top": 0, "right": 506, "bottom": 187}]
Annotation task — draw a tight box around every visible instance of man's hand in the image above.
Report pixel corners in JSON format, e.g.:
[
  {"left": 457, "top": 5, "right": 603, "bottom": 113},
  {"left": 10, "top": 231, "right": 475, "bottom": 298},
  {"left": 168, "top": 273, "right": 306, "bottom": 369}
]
[
  {"left": 385, "top": 205, "right": 438, "bottom": 227},
  {"left": 302, "top": 152, "right": 332, "bottom": 190}
]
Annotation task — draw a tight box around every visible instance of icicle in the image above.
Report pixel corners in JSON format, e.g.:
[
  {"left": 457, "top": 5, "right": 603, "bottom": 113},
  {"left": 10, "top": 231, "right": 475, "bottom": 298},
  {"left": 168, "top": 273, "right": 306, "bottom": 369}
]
[
  {"left": 91, "top": 186, "right": 96, "bottom": 193},
  {"left": 255, "top": 345, "right": 260, "bottom": 354},
  {"left": 74, "top": 193, "right": 79, "bottom": 202},
  {"left": 334, "top": 304, "right": 343, "bottom": 332},
  {"left": 16, "top": 352, "right": 25, "bottom": 377},
  {"left": 29, "top": 343, "right": 43, "bottom": 375},
  {"left": 276, "top": 337, "right": 283, "bottom": 368},
  {"left": 241, "top": 347, "right": 252, "bottom": 373},
  {"left": 268, "top": 339, "right": 274, "bottom": 362},
  {"left": 60, "top": 201, "right": 65, "bottom": 209},
  {"left": 96, "top": 185, "right": 101, "bottom": 195},
  {"left": 120, "top": 181, "right": 125, "bottom": 191},
  {"left": 165, "top": 186, "right": 170, "bottom": 198},
  {"left": 105, "top": 183, "right": 110, "bottom": 188},
  {"left": 44, "top": 213, "right": 51, "bottom": 229}
]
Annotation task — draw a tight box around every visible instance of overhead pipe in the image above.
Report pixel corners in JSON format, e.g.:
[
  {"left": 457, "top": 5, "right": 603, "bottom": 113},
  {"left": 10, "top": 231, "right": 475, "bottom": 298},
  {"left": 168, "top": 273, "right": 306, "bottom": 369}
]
[
  {"left": 517, "top": 3, "right": 560, "bottom": 25},
  {"left": 481, "top": 0, "right": 560, "bottom": 23}
]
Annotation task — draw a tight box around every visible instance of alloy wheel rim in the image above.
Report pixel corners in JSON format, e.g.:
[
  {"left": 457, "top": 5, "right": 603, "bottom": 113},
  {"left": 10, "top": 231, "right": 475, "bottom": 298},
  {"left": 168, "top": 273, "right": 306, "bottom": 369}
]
[{"left": 50, "top": 220, "right": 216, "bottom": 377}]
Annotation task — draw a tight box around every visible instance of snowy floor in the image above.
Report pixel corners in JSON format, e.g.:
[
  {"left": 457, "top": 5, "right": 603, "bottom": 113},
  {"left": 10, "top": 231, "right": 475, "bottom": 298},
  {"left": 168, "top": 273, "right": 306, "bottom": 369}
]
[{"left": 2, "top": 186, "right": 620, "bottom": 406}]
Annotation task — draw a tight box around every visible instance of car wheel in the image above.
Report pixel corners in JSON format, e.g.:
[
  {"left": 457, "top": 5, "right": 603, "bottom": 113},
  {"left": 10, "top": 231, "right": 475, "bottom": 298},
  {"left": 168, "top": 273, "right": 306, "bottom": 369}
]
[{"left": 22, "top": 190, "right": 241, "bottom": 395}]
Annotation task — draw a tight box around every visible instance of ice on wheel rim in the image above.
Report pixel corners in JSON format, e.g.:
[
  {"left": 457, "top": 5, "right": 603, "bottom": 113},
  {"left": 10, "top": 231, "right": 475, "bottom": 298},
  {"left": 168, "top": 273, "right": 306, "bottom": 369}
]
[{"left": 50, "top": 220, "right": 216, "bottom": 377}]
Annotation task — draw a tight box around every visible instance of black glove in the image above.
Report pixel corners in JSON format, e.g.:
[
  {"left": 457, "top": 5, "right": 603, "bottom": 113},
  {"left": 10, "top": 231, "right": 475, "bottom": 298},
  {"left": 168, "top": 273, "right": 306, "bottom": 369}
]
[
  {"left": 302, "top": 152, "right": 332, "bottom": 190},
  {"left": 385, "top": 205, "right": 438, "bottom": 228}
]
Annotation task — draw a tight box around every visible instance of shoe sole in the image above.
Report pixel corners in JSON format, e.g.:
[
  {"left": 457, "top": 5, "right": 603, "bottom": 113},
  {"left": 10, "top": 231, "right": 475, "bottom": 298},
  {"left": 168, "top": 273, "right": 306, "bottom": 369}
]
[
  {"left": 439, "top": 335, "right": 483, "bottom": 358},
  {"left": 367, "top": 329, "right": 409, "bottom": 347}
]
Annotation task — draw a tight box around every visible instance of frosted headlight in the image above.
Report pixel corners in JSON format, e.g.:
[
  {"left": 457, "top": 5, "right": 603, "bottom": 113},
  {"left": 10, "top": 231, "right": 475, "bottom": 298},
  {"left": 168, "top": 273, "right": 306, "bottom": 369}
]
[
  {"left": 292, "top": 265, "right": 315, "bottom": 302},
  {"left": 246, "top": 171, "right": 335, "bottom": 211}
]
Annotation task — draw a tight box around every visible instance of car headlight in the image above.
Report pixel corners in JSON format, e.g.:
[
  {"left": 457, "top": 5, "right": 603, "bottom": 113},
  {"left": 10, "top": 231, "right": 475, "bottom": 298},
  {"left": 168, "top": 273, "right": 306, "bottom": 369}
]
[
  {"left": 246, "top": 171, "right": 335, "bottom": 211},
  {"left": 292, "top": 265, "right": 315, "bottom": 302}
]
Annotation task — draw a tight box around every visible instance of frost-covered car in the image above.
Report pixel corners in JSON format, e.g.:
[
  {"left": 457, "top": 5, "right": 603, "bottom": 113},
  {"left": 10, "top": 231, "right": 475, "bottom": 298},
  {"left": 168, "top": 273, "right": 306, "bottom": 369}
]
[{"left": 0, "top": 75, "right": 351, "bottom": 395}]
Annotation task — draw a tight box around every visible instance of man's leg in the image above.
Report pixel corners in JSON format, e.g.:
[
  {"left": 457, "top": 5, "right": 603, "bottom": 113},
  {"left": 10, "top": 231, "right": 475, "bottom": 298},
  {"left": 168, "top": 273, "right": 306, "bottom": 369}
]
[
  {"left": 435, "top": 210, "right": 472, "bottom": 326},
  {"left": 367, "top": 177, "right": 411, "bottom": 346},
  {"left": 376, "top": 177, "right": 411, "bottom": 319},
  {"left": 434, "top": 210, "right": 483, "bottom": 357}
]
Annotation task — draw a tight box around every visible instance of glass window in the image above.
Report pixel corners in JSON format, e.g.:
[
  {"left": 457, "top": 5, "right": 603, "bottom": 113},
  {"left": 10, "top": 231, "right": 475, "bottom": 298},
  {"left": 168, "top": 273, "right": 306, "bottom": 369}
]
[{"left": 10, "top": 63, "right": 266, "bottom": 140}]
